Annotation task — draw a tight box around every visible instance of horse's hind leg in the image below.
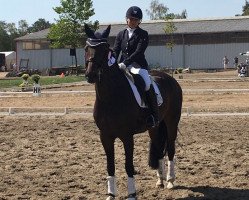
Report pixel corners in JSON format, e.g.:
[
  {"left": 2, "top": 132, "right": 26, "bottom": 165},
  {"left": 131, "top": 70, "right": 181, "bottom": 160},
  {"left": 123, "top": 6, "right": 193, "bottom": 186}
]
[
  {"left": 149, "top": 121, "right": 167, "bottom": 188},
  {"left": 154, "top": 120, "right": 178, "bottom": 189},
  {"left": 100, "top": 133, "right": 117, "bottom": 199},
  {"left": 165, "top": 122, "right": 178, "bottom": 189}
]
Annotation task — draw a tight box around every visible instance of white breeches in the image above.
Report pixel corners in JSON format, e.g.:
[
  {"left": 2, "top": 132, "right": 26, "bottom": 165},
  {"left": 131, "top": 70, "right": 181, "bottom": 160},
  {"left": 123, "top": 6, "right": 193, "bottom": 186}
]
[{"left": 129, "top": 67, "right": 151, "bottom": 91}]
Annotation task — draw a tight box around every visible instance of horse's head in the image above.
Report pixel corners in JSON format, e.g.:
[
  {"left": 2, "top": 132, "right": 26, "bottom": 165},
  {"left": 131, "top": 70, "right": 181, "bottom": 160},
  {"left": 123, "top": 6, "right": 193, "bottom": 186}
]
[{"left": 84, "top": 24, "right": 111, "bottom": 83}]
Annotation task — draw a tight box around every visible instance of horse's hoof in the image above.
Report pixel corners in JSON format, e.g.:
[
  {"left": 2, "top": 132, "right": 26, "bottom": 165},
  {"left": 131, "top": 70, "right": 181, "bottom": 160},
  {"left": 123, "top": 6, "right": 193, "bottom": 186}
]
[
  {"left": 106, "top": 195, "right": 115, "bottom": 200},
  {"left": 166, "top": 181, "right": 174, "bottom": 189},
  {"left": 166, "top": 175, "right": 175, "bottom": 183},
  {"left": 126, "top": 193, "right": 137, "bottom": 200},
  {"left": 156, "top": 179, "right": 164, "bottom": 188}
]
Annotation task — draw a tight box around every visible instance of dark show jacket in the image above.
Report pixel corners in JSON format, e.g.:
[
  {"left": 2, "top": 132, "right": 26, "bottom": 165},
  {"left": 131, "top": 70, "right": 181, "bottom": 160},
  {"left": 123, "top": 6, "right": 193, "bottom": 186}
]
[{"left": 113, "top": 27, "right": 149, "bottom": 69}]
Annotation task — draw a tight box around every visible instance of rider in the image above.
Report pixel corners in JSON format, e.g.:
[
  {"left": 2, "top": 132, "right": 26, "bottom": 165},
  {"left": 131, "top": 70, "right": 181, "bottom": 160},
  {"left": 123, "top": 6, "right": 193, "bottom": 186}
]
[{"left": 113, "top": 6, "right": 159, "bottom": 128}]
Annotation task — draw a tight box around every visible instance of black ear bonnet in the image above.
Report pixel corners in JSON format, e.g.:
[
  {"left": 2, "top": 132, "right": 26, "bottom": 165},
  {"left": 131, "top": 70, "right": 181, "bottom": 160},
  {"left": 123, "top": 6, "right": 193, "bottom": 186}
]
[{"left": 84, "top": 24, "right": 111, "bottom": 46}]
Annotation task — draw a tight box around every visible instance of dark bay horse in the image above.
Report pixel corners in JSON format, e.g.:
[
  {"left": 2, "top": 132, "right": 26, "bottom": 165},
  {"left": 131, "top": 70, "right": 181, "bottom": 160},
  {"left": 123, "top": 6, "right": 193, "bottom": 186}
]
[{"left": 84, "top": 24, "right": 182, "bottom": 200}]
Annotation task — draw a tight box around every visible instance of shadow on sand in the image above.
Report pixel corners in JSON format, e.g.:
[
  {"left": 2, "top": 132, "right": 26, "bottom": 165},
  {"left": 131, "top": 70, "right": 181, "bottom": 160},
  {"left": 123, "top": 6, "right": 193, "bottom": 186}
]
[{"left": 175, "top": 185, "right": 249, "bottom": 200}]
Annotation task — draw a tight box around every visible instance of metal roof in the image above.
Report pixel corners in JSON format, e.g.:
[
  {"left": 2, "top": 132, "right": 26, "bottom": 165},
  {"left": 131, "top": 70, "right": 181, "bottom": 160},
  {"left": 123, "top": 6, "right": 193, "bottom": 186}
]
[{"left": 15, "top": 16, "right": 249, "bottom": 41}]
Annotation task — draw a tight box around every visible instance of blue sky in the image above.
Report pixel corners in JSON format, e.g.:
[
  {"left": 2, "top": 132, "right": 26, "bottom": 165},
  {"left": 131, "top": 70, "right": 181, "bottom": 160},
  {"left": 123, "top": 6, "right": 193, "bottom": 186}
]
[{"left": 0, "top": 0, "right": 247, "bottom": 25}]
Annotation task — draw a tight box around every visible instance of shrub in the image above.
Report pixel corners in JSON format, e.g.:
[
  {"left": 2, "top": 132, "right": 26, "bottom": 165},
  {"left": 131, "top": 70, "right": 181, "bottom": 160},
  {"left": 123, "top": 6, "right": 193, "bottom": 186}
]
[
  {"left": 31, "top": 74, "right": 40, "bottom": 84},
  {"left": 21, "top": 73, "right": 29, "bottom": 80},
  {"left": 19, "top": 74, "right": 29, "bottom": 88}
]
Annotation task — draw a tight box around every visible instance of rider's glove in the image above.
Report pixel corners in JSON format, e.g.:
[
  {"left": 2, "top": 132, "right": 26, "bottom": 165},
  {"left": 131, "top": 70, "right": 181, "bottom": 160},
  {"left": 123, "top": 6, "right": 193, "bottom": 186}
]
[{"left": 118, "top": 63, "right": 126, "bottom": 70}]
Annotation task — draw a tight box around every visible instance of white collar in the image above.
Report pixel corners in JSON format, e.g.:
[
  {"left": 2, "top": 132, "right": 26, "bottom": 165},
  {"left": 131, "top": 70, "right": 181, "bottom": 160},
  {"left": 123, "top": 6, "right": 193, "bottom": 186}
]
[
  {"left": 127, "top": 28, "right": 136, "bottom": 38},
  {"left": 127, "top": 27, "right": 136, "bottom": 32}
]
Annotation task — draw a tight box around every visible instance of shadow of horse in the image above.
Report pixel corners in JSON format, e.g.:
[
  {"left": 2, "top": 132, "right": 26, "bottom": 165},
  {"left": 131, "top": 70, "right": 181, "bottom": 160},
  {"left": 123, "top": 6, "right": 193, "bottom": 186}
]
[{"left": 175, "top": 185, "right": 249, "bottom": 200}]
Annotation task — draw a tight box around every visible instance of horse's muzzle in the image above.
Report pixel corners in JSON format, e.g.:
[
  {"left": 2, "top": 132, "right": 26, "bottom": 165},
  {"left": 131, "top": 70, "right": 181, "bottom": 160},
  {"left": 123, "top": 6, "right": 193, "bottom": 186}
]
[
  {"left": 85, "top": 61, "right": 100, "bottom": 83},
  {"left": 85, "top": 73, "right": 97, "bottom": 83}
]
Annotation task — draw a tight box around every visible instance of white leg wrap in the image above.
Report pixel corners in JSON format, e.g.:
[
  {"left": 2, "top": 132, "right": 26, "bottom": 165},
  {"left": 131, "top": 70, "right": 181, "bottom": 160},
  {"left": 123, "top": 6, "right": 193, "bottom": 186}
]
[
  {"left": 167, "top": 160, "right": 175, "bottom": 182},
  {"left": 107, "top": 176, "right": 117, "bottom": 196},
  {"left": 157, "top": 158, "right": 166, "bottom": 180},
  {"left": 127, "top": 177, "right": 136, "bottom": 195}
]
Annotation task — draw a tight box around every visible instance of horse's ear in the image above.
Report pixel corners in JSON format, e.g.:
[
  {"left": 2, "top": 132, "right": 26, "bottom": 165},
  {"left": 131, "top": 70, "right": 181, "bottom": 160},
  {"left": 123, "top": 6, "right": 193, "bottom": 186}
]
[
  {"left": 84, "top": 23, "right": 95, "bottom": 38},
  {"left": 102, "top": 25, "right": 111, "bottom": 39}
]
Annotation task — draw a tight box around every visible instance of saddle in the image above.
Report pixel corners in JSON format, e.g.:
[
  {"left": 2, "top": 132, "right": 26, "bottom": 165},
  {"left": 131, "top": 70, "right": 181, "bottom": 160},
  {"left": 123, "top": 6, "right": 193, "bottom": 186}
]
[
  {"left": 124, "top": 71, "right": 163, "bottom": 108},
  {"left": 107, "top": 54, "right": 163, "bottom": 107}
]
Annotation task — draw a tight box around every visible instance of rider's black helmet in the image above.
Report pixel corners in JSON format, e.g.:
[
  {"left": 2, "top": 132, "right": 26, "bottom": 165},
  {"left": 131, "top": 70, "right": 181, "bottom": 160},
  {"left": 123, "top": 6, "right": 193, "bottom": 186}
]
[{"left": 126, "top": 6, "right": 143, "bottom": 20}]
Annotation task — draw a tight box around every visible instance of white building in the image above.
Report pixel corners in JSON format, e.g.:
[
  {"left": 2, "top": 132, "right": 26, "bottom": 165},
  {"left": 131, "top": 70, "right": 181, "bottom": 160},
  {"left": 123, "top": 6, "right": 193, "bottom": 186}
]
[{"left": 15, "top": 16, "right": 249, "bottom": 71}]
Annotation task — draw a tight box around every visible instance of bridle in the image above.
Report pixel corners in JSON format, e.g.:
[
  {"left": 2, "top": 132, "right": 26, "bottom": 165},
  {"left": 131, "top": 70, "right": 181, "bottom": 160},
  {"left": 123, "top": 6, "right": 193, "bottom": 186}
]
[
  {"left": 85, "top": 43, "right": 110, "bottom": 66},
  {"left": 84, "top": 42, "right": 112, "bottom": 83},
  {"left": 84, "top": 23, "right": 112, "bottom": 83}
]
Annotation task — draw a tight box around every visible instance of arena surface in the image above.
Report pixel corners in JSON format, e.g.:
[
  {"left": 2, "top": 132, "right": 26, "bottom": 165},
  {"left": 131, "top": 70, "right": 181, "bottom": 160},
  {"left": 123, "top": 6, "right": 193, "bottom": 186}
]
[{"left": 0, "top": 70, "right": 248, "bottom": 199}]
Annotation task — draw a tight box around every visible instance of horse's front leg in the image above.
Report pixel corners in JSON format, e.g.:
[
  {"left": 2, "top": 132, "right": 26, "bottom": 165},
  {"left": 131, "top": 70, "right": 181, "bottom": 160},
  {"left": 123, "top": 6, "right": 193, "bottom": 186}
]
[
  {"left": 121, "top": 135, "right": 137, "bottom": 200},
  {"left": 100, "top": 133, "right": 117, "bottom": 200}
]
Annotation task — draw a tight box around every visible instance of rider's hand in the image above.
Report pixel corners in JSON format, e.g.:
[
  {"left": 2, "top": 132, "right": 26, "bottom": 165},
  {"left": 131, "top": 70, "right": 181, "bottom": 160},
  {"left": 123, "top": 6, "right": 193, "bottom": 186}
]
[{"left": 118, "top": 63, "right": 126, "bottom": 70}]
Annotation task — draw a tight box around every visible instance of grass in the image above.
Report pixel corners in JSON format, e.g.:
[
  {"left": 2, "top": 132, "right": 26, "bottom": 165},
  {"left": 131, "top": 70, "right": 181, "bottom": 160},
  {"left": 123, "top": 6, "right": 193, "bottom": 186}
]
[{"left": 0, "top": 75, "right": 86, "bottom": 89}]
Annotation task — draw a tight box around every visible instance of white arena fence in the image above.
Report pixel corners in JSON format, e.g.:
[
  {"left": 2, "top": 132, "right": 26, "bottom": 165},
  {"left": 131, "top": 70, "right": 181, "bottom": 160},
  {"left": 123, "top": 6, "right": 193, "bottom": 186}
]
[
  {"left": 0, "top": 89, "right": 249, "bottom": 116},
  {"left": 0, "top": 106, "right": 93, "bottom": 116},
  {"left": 1, "top": 88, "right": 249, "bottom": 98},
  {"left": 0, "top": 106, "right": 249, "bottom": 117}
]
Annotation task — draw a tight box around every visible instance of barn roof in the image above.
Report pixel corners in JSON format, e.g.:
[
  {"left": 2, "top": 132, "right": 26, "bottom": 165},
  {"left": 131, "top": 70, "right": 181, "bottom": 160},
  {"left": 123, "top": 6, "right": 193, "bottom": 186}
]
[{"left": 15, "top": 16, "right": 249, "bottom": 41}]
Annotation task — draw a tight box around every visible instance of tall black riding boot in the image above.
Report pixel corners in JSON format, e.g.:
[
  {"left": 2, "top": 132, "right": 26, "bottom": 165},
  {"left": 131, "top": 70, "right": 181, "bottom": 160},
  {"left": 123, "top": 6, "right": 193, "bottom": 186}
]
[{"left": 146, "top": 85, "right": 159, "bottom": 128}]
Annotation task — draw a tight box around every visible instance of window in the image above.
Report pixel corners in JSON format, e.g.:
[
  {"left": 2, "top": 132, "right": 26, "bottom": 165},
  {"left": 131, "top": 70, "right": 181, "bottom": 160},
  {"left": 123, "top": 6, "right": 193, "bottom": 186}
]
[
  {"left": 22, "top": 40, "right": 50, "bottom": 50},
  {"left": 23, "top": 42, "right": 33, "bottom": 50}
]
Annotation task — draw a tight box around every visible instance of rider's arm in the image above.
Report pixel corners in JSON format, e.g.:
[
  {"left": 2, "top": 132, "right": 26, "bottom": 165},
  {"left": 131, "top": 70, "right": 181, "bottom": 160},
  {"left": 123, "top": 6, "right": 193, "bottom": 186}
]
[{"left": 113, "top": 31, "right": 122, "bottom": 61}]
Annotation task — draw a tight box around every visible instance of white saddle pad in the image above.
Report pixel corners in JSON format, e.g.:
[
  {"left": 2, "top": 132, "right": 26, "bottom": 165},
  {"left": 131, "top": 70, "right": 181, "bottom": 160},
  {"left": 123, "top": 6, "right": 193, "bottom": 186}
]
[{"left": 126, "top": 77, "right": 163, "bottom": 108}]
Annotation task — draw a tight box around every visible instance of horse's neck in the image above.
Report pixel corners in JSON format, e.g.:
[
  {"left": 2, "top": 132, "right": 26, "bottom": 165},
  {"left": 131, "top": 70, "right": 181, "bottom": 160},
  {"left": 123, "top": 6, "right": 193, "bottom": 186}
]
[{"left": 95, "top": 64, "right": 130, "bottom": 103}]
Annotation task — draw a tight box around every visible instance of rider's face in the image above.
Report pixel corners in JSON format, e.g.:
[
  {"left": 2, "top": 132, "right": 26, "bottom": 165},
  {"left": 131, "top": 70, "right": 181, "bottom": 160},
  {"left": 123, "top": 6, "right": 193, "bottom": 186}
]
[{"left": 127, "top": 17, "right": 140, "bottom": 29}]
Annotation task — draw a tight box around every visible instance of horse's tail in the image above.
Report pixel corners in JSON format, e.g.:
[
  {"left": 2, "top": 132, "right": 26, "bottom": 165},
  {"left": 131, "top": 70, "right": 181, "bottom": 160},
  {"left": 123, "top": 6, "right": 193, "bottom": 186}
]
[{"left": 148, "top": 121, "right": 167, "bottom": 169}]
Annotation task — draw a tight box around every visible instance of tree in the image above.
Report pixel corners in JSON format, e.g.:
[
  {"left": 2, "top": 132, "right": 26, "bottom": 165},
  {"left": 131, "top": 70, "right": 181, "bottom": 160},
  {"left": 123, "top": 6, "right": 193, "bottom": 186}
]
[
  {"left": 163, "top": 16, "right": 177, "bottom": 73},
  {"left": 6, "top": 23, "right": 19, "bottom": 50},
  {"left": 146, "top": 0, "right": 187, "bottom": 20},
  {"left": 0, "top": 18, "right": 52, "bottom": 52},
  {"left": 146, "top": 0, "right": 169, "bottom": 20},
  {"left": 48, "top": 0, "right": 98, "bottom": 73},
  {"left": 28, "top": 18, "right": 52, "bottom": 33},
  {"left": 146, "top": 1, "right": 180, "bottom": 71},
  {"left": 242, "top": 0, "right": 249, "bottom": 15},
  {"left": 18, "top": 20, "right": 29, "bottom": 36},
  {"left": 0, "top": 21, "right": 11, "bottom": 51},
  {"left": 168, "top": 9, "right": 187, "bottom": 19},
  {"left": 1, "top": 20, "right": 30, "bottom": 51}
]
